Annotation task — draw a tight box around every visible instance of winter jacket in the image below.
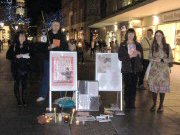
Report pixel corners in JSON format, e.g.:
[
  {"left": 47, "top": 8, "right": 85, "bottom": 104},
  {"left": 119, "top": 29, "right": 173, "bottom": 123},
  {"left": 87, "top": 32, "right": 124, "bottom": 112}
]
[
  {"left": 6, "top": 41, "right": 31, "bottom": 75},
  {"left": 38, "top": 30, "right": 69, "bottom": 60},
  {"left": 118, "top": 41, "right": 143, "bottom": 73}
]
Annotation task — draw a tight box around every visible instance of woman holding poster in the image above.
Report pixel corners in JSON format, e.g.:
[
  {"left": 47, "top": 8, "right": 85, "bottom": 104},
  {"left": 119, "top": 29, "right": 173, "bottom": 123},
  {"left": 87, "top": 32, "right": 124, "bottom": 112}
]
[{"left": 118, "top": 28, "right": 143, "bottom": 109}]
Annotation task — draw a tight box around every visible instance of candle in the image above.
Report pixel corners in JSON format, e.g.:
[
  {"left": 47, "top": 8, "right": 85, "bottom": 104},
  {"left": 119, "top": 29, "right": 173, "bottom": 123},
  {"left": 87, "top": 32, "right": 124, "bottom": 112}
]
[
  {"left": 70, "top": 109, "right": 75, "bottom": 124},
  {"left": 54, "top": 108, "right": 57, "bottom": 123},
  {"left": 76, "top": 120, "right": 79, "bottom": 125},
  {"left": 58, "top": 113, "right": 62, "bottom": 122},
  {"left": 64, "top": 115, "right": 69, "bottom": 123}
]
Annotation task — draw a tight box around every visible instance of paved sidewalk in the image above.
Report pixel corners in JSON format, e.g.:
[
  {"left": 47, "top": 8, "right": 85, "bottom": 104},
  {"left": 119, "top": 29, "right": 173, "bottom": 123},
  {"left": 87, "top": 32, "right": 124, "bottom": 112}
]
[{"left": 0, "top": 48, "right": 179, "bottom": 135}]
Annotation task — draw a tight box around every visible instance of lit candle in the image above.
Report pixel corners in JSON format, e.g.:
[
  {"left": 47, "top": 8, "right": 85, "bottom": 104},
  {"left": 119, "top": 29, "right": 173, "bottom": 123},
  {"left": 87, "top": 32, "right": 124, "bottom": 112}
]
[
  {"left": 54, "top": 108, "right": 57, "bottom": 123},
  {"left": 76, "top": 120, "right": 79, "bottom": 125},
  {"left": 64, "top": 115, "right": 69, "bottom": 123},
  {"left": 70, "top": 109, "right": 75, "bottom": 124},
  {"left": 58, "top": 113, "right": 62, "bottom": 122}
]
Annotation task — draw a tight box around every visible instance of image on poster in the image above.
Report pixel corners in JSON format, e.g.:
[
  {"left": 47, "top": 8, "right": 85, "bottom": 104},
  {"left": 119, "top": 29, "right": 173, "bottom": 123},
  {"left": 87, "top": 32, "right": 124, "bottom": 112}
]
[
  {"left": 96, "top": 53, "right": 122, "bottom": 91},
  {"left": 77, "top": 81, "right": 99, "bottom": 111},
  {"left": 50, "top": 51, "right": 77, "bottom": 91}
]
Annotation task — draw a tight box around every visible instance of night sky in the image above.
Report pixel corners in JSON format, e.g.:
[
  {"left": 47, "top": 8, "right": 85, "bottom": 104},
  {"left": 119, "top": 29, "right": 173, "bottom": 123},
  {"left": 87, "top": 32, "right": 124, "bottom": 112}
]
[{"left": 26, "top": 0, "right": 61, "bottom": 25}]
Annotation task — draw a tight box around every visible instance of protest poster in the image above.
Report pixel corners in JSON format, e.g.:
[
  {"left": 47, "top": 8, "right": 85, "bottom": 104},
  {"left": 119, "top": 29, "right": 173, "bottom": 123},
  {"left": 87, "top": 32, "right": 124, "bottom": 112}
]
[
  {"left": 50, "top": 51, "right": 77, "bottom": 91},
  {"left": 96, "top": 53, "right": 122, "bottom": 92}
]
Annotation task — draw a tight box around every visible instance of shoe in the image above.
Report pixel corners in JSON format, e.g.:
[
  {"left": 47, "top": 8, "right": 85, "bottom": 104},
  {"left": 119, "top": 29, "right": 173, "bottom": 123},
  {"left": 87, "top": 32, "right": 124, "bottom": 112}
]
[
  {"left": 22, "top": 100, "right": 27, "bottom": 107},
  {"left": 17, "top": 101, "right": 23, "bottom": 107},
  {"left": 157, "top": 106, "right": 163, "bottom": 113},
  {"left": 139, "top": 84, "right": 145, "bottom": 90},
  {"left": 36, "top": 97, "right": 45, "bottom": 102},
  {"left": 150, "top": 104, "right": 156, "bottom": 112}
]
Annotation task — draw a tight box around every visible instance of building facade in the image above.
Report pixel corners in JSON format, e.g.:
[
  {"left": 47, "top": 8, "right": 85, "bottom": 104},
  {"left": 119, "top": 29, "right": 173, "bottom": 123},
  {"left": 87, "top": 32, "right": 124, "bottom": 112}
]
[
  {"left": 61, "top": 0, "right": 101, "bottom": 42},
  {"left": 89, "top": 0, "right": 180, "bottom": 64}
]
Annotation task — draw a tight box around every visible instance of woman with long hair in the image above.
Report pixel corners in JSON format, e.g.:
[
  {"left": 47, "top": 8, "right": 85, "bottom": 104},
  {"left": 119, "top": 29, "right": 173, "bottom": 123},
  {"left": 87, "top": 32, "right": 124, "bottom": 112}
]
[
  {"left": 7, "top": 31, "right": 31, "bottom": 107},
  {"left": 148, "top": 30, "right": 173, "bottom": 113},
  {"left": 118, "top": 28, "right": 143, "bottom": 109}
]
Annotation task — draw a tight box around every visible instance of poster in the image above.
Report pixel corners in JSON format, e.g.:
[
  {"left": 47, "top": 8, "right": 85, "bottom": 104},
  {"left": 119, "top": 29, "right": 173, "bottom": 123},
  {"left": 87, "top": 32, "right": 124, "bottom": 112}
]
[
  {"left": 50, "top": 51, "right": 77, "bottom": 91},
  {"left": 77, "top": 81, "right": 99, "bottom": 111},
  {"left": 96, "top": 53, "right": 122, "bottom": 91}
]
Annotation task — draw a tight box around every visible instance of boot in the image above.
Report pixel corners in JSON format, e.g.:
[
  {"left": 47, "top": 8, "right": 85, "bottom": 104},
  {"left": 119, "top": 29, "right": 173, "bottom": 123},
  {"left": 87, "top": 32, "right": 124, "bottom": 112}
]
[
  {"left": 157, "top": 93, "right": 165, "bottom": 113},
  {"left": 14, "top": 81, "right": 22, "bottom": 107},
  {"left": 22, "top": 89, "right": 27, "bottom": 107},
  {"left": 150, "top": 92, "right": 157, "bottom": 112}
]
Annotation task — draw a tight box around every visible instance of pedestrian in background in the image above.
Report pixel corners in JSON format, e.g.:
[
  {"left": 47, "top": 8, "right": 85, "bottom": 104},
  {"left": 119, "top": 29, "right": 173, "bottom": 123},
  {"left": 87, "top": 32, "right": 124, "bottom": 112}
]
[
  {"left": 138, "top": 29, "right": 153, "bottom": 90},
  {"left": 118, "top": 28, "right": 143, "bottom": 109},
  {"left": 0, "top": 40, "right": 2, "bottom": 52},
  {"left": 148, "top": 30, "right": 173, "bottom": 113}
]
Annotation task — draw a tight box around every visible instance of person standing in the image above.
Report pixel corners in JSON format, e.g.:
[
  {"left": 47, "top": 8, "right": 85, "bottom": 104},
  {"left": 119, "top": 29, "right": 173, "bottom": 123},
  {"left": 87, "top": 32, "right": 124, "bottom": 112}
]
[
  {"left": 138, "top": 29, "right": 153, "bottom": 90},
  {"left": 0, "top": 40, "right": 2, "bottom": 52},
  {"left": 36, "top": 20, "right": 68, "bottom": 102},
  {"left": 6, "top": 31, "right": 31, "bottom": 106},
  {"left": 118, "top": 28, "right": 143, "bottom": 109},
  {"left": 148, "top": 30, "right": 173, "bottom": 113},
  {"left": 90, "top": 36, "right": 96, "bottom": 57}
]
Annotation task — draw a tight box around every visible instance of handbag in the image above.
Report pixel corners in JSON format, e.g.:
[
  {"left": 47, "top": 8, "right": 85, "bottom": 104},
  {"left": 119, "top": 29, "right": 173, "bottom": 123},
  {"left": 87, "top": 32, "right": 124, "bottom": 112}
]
[{"left": 145, "top": 61, "right": 152, "bottom": 80}]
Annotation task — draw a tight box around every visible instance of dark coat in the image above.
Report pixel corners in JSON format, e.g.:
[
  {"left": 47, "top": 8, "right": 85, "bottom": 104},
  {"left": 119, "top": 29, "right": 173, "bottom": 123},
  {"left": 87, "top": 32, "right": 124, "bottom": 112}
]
[
  {"left": 118, "top": 41, "right": 143, "bottom": 73},
  {"left": 6, "top": 41, "right": 32, "bottom": 76},
  {"left": 38, "top": 30, "right": 69, "bottom": 60}
]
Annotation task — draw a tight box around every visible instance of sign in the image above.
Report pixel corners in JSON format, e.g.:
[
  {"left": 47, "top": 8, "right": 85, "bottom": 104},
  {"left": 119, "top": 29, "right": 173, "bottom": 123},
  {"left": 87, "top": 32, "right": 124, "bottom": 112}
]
[
  {"left": 50, "top": 51, "right": 77, "bottom": 91},
  {"left": 77, "top": 81, "right": 99, "bottom": 111},
  {"left": 96, "top": 53, "right": 122, "bottom": 91},
  {"left": 159, "top": 9, "right": 180, "bottom": 23}
]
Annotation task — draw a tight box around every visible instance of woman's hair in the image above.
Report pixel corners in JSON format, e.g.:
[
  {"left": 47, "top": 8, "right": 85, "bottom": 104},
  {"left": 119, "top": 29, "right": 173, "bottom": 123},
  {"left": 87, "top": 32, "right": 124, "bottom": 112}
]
[
  {"left": 152, "top": 30, "right": 169, "bottom": 57},
  {"left": 14, "top": 30, "right": 27, "bottom": 45},
  {"left": 124, "top": 28, "right": 137, "bottom": 42}
]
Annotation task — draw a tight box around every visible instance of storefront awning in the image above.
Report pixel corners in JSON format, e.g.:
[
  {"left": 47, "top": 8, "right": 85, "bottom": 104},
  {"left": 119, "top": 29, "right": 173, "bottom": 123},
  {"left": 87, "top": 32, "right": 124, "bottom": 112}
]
[{"left": 89, "top": 0, "right": 180, "bottom": 28}]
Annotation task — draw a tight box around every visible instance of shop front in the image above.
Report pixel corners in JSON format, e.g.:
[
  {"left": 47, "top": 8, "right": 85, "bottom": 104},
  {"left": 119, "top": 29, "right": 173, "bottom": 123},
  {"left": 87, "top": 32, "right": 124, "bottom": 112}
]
[{"left": 140, "top": 9, "right": 180, "bottom": 63}]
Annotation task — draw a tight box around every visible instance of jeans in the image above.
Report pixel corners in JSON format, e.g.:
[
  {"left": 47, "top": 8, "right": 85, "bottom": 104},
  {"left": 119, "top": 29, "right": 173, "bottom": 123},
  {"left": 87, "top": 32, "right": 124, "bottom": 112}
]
[
  {"left": 14, "top": 72, "right": 28, "bottom": 103},
  {"left": 40, "top": 60, "right": 49, "bottom": 98},
  {"left": 138, "top": 59, "right": 149, "bottom": 86},
  {"left": 39, "top": 60, "right": 66, "bottom": 98},
  {"left": 123, "top": 73, "right": 138, "bottom": 108}
]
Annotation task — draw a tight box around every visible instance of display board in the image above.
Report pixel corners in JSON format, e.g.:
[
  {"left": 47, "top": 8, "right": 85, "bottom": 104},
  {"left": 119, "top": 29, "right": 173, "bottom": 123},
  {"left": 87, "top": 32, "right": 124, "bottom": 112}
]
[
  {"left": 95, "top": 53, "right": 122, "bottom": 92},
  {"left": 50, "top": 51, "right": 77, "bottom": 91},
  {"left": 77, "top": 81, "right": 99, "bottom": 111}
]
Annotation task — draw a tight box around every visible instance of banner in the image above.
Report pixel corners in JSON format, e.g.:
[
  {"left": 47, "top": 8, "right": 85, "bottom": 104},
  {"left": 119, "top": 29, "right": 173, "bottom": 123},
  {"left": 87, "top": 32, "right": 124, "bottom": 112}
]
[
  {"left": 50, "top": 51, "right": 77, "bottom": 91},
  {"left": 96, "top": 53, "right": 122, "bottom": 91}
]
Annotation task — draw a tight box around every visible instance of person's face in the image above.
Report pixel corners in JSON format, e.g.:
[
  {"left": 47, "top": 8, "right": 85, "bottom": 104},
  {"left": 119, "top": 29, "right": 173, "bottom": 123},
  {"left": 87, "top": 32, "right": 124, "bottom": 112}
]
[
  {"left": 147, "top": 31, "right": 153, "bottom": 38},
  {"left": 52, "top": 22, "right": 60, "bottom": 32},
  {"left": 155, "top": 32, "right": 163, "bottom": 43},
  {"left": 128, "top": 32, "right": 135, "bottom": 41},
  {"left": 19, "top": 34, "right": 26, "bottom": 44}
]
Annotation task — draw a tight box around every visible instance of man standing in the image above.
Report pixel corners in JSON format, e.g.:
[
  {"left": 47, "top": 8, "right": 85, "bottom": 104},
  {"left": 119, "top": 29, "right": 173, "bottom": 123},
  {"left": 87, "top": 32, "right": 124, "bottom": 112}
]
[
  {"left": 36, "top": 20, "right": 68, "bottom": 102},
  {"left": 138, "top": 29, "right": 153, "bottom": 90}
]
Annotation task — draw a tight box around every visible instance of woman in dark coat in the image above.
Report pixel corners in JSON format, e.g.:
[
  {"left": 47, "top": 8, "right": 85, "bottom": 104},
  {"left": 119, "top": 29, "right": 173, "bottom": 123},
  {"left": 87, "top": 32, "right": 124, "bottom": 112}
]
[
  {"left": 7, "top": 31, "right": 31, "bottom": 106},
  {"left": 118, "top": 28, "right": 143, "bottom": 109}
]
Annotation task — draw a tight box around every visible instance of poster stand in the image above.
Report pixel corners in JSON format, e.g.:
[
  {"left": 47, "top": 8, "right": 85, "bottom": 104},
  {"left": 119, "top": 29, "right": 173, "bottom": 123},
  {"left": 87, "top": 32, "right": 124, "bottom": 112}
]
[
  {"left": 49, "top": 51, "right": 77, "bottom": 111},
  {"left": 95, "top": 53, "right": 123, "bottom": 112}
]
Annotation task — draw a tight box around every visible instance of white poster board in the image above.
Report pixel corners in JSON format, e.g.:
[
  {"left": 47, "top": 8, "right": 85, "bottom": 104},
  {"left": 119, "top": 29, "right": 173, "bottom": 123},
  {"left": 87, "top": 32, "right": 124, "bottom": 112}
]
[
  {"left": 95, "top": 53, "right": 122, "bottom": 92},
  {"left": 49, "top": 51, "right": 77, "bottom": 111},
  {"left": 50, "top": 51, "right": 77, "bottom": 91},
  {"left": 77, "top": 81, "right": 99, "bottom": 111}
]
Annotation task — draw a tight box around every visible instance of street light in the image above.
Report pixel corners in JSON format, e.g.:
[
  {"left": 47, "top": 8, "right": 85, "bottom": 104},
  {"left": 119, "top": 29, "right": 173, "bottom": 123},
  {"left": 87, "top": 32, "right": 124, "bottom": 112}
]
[{"left": 0, "top": 22, "right": 4, "bottom": 28}]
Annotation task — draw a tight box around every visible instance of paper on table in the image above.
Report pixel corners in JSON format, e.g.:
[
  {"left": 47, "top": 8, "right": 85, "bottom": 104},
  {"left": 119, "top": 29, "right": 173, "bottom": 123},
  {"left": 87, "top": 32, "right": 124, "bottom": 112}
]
[{"left": 22, "top": 54, "right": 30, "bottom": 59}]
